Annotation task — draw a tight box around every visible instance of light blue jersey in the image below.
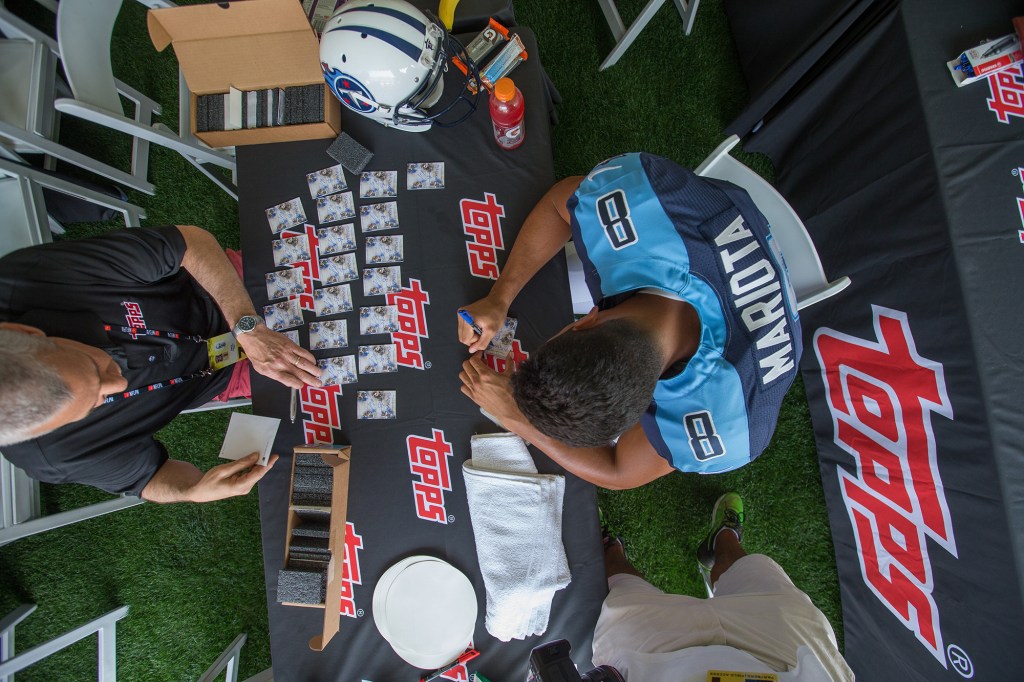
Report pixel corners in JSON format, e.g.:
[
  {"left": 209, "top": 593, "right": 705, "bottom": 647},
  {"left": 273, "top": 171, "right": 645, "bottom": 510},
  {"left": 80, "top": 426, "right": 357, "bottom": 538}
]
[{"left": 568, "top": 153, "right": 801, "bottom": 473}]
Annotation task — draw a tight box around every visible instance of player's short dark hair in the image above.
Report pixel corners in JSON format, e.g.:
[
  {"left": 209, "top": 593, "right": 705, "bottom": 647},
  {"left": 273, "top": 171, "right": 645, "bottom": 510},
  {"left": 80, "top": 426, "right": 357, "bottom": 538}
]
[{"left": 511, "top": 319, "right": 662, "bottom": 448}]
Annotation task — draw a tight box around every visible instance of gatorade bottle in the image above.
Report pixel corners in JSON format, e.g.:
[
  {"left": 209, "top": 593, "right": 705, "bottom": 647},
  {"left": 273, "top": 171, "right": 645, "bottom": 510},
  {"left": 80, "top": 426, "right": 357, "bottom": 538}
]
[{"left": 490, "top": 77, "right": 525, "bottom": 150}]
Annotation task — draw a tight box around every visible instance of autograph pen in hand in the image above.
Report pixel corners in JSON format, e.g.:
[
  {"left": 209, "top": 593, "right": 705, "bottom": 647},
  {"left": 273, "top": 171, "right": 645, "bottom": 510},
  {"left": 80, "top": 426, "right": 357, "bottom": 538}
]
[{"left": 458, "top": 309, "right": 483, "bottom": 336}]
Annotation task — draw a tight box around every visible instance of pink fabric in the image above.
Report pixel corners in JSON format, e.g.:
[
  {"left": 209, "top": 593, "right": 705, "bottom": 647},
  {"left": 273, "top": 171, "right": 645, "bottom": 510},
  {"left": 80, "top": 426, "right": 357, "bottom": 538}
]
[{"left": 212, "top": 247, "right": 252, "bottom": 401}]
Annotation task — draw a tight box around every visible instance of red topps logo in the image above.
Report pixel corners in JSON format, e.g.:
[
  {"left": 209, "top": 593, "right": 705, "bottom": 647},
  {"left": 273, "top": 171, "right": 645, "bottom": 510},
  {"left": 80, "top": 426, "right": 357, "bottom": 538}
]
[
  {"left": 340, "top": 521, "right": 363, "bottom": 618},
  {"left": 814, "top": 306, "right": 955, "bottom": 666},
  {"left": 986, "top": 63, "right": 1024, "bottom": 124},
  {"left": 388, "top": 278, "right": 430, "bottom": 370},
  {"left": 281, "top": 225, "right": 319, "bottom": 311},
  {"left": 440, "top": 663, "right": 469, "bottom": 680},
  {"left": 461, "top": 193, "right": 506, "bottom": 280},
  {"left": 407, "top": 429, "right": 453, "bottom": 524},
  {"left": 121, "top": 301, "right": 146, "bottom": 338},
  {"left": 299, "top": 384, "right": 344, "bottom": 444}
]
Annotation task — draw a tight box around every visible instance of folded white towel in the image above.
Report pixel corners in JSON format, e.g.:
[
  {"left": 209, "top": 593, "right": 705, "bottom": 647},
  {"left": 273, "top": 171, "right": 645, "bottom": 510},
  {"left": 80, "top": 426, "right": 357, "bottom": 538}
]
[{"left": 463, "top": 433, "right": 571, "bottom": 642}]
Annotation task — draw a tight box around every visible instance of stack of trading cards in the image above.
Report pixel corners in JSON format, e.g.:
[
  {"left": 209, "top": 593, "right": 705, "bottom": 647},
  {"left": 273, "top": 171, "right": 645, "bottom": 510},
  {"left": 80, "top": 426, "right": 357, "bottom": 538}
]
[
  {"left": 359, "top": 306, "right": 400, "bottom": 335},
  {"left": 359, "top": 170, "right": 398, "bottom": 199},
  {"left": 272, "top": 234, "right": 310, "bottom": 266},
  {"left": 357, "top": 344, "right": 398, "bottom": 374},
  {"left": 309, "top": 320, "right": 349, "bottom": 350},
  {"left": 266, "top": 198, "right": 307, "bottom": 233},
  {"left": 317, "top": 192, "right": 356, "bottom": 224},
  {"left": 359, "top": 201, "right": 399, "bottom": 232},
  {"left": 318, "top": 253, "right": 359, "bottom": 285},
  {"left": 406, "top": 162, "right": 445, "bottom": 190},
  {"left": 263, "top": 299, "right": 304, "bottom": 331},
  {"left": 357, "top": 390, "right": 396, "bottom": 419},
  {"left": 266, "top": 268, "right": 305, "bottom": 300},
  {"left": 365, "top": 235, "right": 403, "bottom": 264},
  {"left": 318, "top": 356, "right": 358, "bottom": 386},
  {"left": 486, "top": 317, "right": 519, "bottom": 358},
  {"left": 362, "top": 266, "right": 402, "bottom": 297},
  {"left": 316, "top": 224, "right": 357, "bottom": 255},
  {"left": 306, "top": 164, "right": 348, "bottom": 198},
  {"left": 313, "top": 284, "right": 354, "bottom": 317}
]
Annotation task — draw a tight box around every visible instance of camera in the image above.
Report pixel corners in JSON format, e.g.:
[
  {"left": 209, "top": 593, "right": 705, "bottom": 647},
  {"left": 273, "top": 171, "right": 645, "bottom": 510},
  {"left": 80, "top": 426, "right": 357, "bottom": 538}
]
[{"left": 526, "top": 639, "right": 623, "bottom": 682}]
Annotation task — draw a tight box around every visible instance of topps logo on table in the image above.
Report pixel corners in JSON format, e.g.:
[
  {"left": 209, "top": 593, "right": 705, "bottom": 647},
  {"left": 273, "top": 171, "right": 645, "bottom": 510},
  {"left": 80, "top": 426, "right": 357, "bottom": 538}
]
[{"left": 814, "top": 307, "right": 962, "bottom": 670}]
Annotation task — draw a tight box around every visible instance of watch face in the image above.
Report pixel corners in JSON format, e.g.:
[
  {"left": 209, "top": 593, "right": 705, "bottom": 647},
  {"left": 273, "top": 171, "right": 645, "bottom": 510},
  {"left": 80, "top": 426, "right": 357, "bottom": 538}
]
[{"left": 236, "top": 316, "right": 258, "bottom": 332}]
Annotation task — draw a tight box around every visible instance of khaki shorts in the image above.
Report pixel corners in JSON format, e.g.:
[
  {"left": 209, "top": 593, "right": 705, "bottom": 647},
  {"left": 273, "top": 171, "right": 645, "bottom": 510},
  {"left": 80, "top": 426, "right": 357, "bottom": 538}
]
[{"left": 592, "top": 554, "right": 853, "bottom": 682}]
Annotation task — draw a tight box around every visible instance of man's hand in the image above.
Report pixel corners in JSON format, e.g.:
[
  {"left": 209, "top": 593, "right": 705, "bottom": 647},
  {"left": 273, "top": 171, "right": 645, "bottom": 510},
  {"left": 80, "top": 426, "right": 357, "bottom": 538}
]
[
  {"left": 142, "top": 452, "right": 279, "bottom": 503},
  {"left": 458, "top": 296, "right": 510, "bottom": 353},
  {"left": 238, "top": 325, "right": 322, "bottom": 389},
  {"left": 459, "top": 352, "right": 525, "bottom": 426},
  {"left": 188, "top": 452, "right": 279, "bottom": 503}
]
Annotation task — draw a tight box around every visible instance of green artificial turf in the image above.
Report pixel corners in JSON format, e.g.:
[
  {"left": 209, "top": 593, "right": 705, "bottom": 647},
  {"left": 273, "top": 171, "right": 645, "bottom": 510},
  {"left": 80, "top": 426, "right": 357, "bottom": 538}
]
[{"left": 0, "top": 0, "right": 841, "bottom": 679}]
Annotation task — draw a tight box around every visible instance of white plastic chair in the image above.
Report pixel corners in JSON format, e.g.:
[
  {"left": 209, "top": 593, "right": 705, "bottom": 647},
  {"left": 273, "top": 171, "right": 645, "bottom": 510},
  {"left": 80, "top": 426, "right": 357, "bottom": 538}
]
[
  {"left": 595, "top": 0, "right": 700, "bottom": 70},
  {"left": 198, "top": 633, "right": 273, "bottom": 682},
  {"left": 0, "top": 603, "right": 128, "bottom": 680},
  {"left": 52, "top": 0, "right": 238, "bottom": 200},
  {"left": 696, "top": 135, "right": 850, "bottom": 310},
  {"left": 0, "top": 23, "right": 154, "bottom": 194}
]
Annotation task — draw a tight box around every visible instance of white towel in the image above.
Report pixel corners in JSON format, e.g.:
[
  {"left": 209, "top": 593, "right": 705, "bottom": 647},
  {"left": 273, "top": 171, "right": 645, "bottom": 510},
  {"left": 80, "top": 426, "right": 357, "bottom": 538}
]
[{"left": 463, "top": 433, "right": 571, "bottom": 642}]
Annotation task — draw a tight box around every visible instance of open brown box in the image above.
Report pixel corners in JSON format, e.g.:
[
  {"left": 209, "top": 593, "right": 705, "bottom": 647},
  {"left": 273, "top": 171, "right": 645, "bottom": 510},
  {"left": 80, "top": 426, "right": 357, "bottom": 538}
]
[
  {"left": 282, "top": 444, "right": 352, "bottom": 652},
  {"left": 147, "top": 0, "right": 341, "bottom": 148}
]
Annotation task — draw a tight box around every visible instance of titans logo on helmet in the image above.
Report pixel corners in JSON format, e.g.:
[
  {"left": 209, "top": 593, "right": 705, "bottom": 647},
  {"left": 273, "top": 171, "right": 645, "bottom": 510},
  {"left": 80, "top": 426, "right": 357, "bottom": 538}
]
[{"left": 321, "top": 64, "right": 377, "bottom": 113}]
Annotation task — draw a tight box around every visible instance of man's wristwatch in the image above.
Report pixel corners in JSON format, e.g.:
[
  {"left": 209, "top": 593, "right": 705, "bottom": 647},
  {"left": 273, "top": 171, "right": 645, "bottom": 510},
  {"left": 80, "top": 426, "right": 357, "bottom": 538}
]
[{"left": 232, "top": 315, "right": 263, "bottom": 337}]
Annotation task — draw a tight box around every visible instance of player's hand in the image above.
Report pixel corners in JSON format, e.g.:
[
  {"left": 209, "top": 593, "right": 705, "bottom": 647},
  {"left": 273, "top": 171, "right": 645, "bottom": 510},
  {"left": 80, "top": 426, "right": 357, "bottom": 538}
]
[
  {"left": 458, "top": 296, "right": 509, "bottom": 353},
  {"left": 238, "top": 325, "right": 322, "bottom": 389},
  {"left": 189, "top": 452, "right": 279, "bottom": 503},
  {"left": 459, "top": 352, "right": 524, "bottom": 426}
]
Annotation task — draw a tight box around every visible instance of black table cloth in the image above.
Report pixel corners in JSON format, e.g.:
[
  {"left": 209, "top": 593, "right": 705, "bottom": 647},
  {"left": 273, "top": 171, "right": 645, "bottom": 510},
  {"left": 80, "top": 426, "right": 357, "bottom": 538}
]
[
  {"left": 723, "top": 1, "right": 1024, "bottom": 679},
  {"left": 238, "top": 28, "right": 605, "bottom": 681}
]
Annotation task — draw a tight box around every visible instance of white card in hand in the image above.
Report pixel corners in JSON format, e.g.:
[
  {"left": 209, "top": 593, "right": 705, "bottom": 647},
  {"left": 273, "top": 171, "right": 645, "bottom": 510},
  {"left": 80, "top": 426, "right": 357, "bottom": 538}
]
[{"left": 218, "top": 412, "right": 280, "bottom": 467}]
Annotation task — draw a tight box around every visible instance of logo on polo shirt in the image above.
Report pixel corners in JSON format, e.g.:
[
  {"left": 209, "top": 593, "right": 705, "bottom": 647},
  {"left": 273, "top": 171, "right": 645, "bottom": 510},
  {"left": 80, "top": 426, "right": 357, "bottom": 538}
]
[
  {"left": 815, "top": 306, "right": 956, "bottom": 667},
  {"left": 121, "top": 301, "right": 147, "bottom": 338},
  {"left": 460, "top": 193, "right": 506, "bottom": 280},
  {"left": 407, "top": 429, "right": 454, "bottom": 524}
]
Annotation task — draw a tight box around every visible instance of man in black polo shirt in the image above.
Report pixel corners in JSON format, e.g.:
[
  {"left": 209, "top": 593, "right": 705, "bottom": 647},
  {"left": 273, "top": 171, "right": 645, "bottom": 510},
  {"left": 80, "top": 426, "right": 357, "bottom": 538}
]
[{"left": 0, "top": 225, "right": 321, "bottom": 503}]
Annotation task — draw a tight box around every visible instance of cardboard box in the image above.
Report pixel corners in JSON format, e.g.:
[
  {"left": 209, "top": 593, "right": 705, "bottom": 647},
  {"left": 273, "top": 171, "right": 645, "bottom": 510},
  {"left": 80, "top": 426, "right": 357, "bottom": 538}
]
[
  {"left": 948, "top": 33, "right": 1023, "bottom": 87},
  {"left": 281, "top": 444, "right": 352, "bottom": 651},
  {"left": 147, "top": 0, "right": 341, "bottom": 147}
]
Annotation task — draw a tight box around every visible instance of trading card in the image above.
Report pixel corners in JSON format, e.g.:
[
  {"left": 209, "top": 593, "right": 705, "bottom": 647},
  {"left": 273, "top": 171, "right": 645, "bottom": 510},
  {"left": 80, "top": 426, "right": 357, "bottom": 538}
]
[
  {"left": 406, "top": 162, "right": 445, "bottom": 190},
  {"left": 357, "top": 344, "right": 398, "bottom": 374},
  {"left": 265, "top": 268, "right": 305, "bottom": 300},
  {"left": 362, "top": 265, "right": 402, "bottom": 297},
  {"left": 309, "top": 319, "right": 348, "bottom": 350},
  {"left": 318, "top": 253, "right": 359, "bottom": 285},
  {"left": 271, "top": 234, "right": 311, "bottom": 267},
  {"left": 359, "top": 305, "right": 400, "bottom": 335},
  {"left": 365, "top": 235, "right": 404, "bottom": 264},
  {"left": 265, "top": 197, "right": 307, "bottom": 234},
  {"left": 359, "top": 170, "right": 398, "bottom": 198},
  {"left": 316, "top": 191, "right": 356, "bottom": 224},
  {"left": 282, "top": 330, "right": 300, "bottom": 345},
  {"left": 306, "top": 164, "right": 347, "bottom": 198},
  {"left": 357, "top": 390, "right": 396, "bottom": 419},
  {"left": 359, "top": 201, "right": 399, "bottom": 233},
  {"left": 263, "top": 298, "right": 304, "bottom": 331},
  {"left": 316, "top": 224, "right": 357, "bottom": 255},
  {"left": 486, "top": 317, "right": 519, "bottom": 358},
  {"left": 318, "top": 355, "right": 358, "bottom": 386},
  {"left": 313, "top": 283, "right": 354, "bottom": 317}
]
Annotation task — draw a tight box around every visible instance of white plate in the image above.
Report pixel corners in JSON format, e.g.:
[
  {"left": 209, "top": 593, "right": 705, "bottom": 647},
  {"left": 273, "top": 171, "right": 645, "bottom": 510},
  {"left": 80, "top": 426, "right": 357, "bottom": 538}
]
[
  {"left": 372, "top": 555, "right": 440, "bottom": 643},
  {"left": 372, "top": 556, "right": 477, "bottom": 669}
]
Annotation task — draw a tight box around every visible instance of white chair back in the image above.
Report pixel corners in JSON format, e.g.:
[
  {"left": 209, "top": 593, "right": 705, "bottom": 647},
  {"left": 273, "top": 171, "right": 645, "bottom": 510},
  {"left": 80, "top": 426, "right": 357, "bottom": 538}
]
[
  {"left": 696, "top": 135, "right": 850, "bottom": 310},
  {"left": 56, "top": 0, "right": 125, "bottom": 114}
]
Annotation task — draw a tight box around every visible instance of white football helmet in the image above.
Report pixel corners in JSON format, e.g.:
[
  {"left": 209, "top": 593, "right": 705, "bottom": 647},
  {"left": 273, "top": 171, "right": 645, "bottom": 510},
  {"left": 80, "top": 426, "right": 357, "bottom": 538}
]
[{"left": 319, "top": 0, "right": 478, "bottom": 132}]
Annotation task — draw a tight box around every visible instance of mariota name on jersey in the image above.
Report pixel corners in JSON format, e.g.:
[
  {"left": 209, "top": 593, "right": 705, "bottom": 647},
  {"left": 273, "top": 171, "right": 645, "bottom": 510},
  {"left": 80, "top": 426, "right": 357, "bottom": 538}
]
[{"left": 714, "top": 215, "right": 795, "bottom": 385}]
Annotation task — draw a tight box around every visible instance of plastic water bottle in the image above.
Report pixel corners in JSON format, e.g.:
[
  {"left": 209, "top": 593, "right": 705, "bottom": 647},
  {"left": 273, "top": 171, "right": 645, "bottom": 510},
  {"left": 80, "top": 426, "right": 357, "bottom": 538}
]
[{"left": 490, "top": 77, "right": 525, "bottom": 150}]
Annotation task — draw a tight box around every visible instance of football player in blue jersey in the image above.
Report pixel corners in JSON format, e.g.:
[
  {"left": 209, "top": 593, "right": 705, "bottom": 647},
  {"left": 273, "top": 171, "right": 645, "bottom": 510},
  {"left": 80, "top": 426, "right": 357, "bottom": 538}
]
[{"left": 458, "top": 154, "right": 801, "bottom": 489}]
